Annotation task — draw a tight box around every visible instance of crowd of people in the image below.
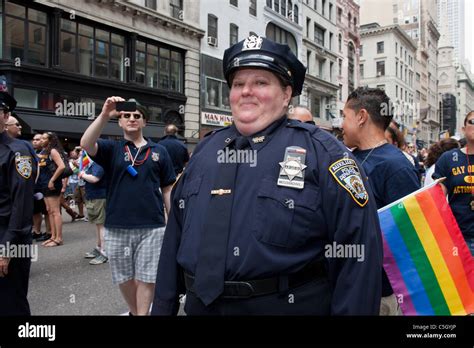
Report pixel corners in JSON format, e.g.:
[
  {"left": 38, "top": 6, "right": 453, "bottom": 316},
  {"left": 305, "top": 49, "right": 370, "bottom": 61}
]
[{"left": 1, "top": 34, "right": 473, "bottom": 316}]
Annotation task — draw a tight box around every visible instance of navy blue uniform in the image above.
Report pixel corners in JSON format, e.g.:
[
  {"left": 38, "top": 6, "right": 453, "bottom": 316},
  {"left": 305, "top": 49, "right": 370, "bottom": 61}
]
[
  {"left": 353, "top": 143, "right": 420, "bottom": 297},
  {"left": 0, "top": 131, "right": 36, "bottom": 315},
  {"left": 91, "top": 138, "right": 176, "bottom": 229},
  {"left": 152, "top": 118, "right": 383, "bottom": 315},
  {"left": 159, "top": 135, "right": 189, "bottom": 175}
]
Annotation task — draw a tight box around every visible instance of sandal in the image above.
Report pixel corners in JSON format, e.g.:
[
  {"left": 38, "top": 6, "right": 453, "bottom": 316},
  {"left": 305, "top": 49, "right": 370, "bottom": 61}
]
[
  {"left": 41, "top": 238, "right": 54, "bottom": 246},
  {"left": 44, "top": 239, "right": 63, "bottom": 247}
]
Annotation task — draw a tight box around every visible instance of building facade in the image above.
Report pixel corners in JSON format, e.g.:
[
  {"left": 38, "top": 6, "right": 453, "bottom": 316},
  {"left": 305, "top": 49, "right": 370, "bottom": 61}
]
[
  {"left": 437, "top": 0, "right": 464, "bottom": 65},
  {"left": 456, "top": 63, "right": 474, "bottom": 136},
  {"left": 301, "top": 0, "right": 339, "bottom": 128},
  {"left": 335, "top": 0, "right": 360, "bottom": 121},
  {"left": 1, "top": 0, "right": 204, "bottom": 146},
  {"left": 360, "top": 24, "right": 417, "bottom": 137}
]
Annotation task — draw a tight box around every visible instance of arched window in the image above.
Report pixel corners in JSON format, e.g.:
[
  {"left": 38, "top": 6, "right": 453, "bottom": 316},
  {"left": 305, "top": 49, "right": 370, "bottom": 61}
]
[
  {"left": 293, "top": 4, "right": 299, "bottom": 24},
  {"left": 348, "top": 12, "right": 352, "bottom": 28},
  {"left": 266, "top": 22, "right": 297, "bottom": 55}
]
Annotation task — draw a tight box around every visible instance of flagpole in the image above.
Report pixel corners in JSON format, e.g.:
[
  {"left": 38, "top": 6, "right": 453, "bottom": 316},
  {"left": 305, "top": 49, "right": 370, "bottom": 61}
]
[
  {"left": 377, "top": 177, "right": 446, "bottom": 213},
  {"left": 79, "top": 150, "right": 84, "bottom": 172}
]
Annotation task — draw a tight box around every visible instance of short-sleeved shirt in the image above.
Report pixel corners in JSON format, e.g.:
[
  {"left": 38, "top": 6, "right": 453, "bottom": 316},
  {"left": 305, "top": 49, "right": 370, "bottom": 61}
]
[
  {"left": 159, "top": 135, "right": 190, "bottom": 175},
  {"left": 91, "top": 138, "right": 176, "bottom": 229},
  {"left": 84, "top": 162, "right": 107, "bottom": 201},
  {"left": 353, "top": 143, "right": 421, "bottom": 296},
  {"left": 433, "top": 149, "right": 474, "bottom": 238}
]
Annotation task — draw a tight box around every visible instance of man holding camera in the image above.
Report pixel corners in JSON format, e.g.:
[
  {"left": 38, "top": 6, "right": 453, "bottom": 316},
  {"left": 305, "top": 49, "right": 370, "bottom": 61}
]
[{"left": 81, "top": 97, "right": 176, "bottom": 315}]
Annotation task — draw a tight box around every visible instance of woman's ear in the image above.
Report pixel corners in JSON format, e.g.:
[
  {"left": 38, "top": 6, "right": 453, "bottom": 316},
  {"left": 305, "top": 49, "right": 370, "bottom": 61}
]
[{"left": 283, "top": 86, "right": 292, "bottom": 107}]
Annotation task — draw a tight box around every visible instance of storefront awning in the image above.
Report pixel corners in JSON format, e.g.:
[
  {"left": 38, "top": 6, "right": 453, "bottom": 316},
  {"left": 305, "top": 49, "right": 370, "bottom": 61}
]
[{"left": 16, "top": 111, "right": 165, "bottom": 140}]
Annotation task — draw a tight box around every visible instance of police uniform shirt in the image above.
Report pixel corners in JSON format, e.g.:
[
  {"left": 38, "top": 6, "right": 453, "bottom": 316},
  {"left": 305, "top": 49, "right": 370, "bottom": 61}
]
[
  {"left": 91, "top": 138, "right": 176, "bottom": 229},
  {"left": 0, "top": 131, "right": 36, "bottom": 244},
  {"left": 159, "top": 135, "right": 190, "bottom": 175},
  {"left": 433, "top": 148, "right": 474, "bottom": 238},
  {"left": 152, "top": 117, "right": 383, "bottom": 315}
]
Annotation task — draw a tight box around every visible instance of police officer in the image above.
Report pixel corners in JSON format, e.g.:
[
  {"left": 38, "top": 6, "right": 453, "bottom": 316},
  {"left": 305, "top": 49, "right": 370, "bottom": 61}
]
[
  {"left": 151, "top": 36, "right": 383, "bottom": 315},
  {"left": 0, "top": 91, "right": 36, "bottom": 315}
]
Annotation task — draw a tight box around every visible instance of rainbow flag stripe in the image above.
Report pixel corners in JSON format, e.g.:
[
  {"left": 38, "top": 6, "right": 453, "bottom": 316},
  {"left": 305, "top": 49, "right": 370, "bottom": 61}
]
[
  {"left": 378, "top": 182, "right": 474, "bottom": 315},
  {"left": 82, "top": 153, "right": 91, "bottom": 168}
]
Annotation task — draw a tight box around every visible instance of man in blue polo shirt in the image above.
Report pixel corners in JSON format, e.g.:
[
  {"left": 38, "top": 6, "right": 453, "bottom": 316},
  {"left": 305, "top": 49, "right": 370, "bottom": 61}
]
[
  {"left": 159, "top": 124, "right": 189, "bottom": 176},
  {"left": 342, "top": 87, "right": 420, "bottom": 315},
  {"left": 81, "top": 97, "right": 176, "bottom": 315}
]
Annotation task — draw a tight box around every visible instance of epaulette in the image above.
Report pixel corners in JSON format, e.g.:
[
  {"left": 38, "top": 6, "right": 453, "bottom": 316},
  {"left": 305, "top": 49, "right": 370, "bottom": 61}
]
[{"left": 203, "top": 126, "right": 231, "bottom": 138}]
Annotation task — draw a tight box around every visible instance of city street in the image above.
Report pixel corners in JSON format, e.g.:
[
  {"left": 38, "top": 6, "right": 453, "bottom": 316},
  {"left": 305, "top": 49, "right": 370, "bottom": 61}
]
[{"left": 28, "top": 216, "right": 124, "bottom": 315}]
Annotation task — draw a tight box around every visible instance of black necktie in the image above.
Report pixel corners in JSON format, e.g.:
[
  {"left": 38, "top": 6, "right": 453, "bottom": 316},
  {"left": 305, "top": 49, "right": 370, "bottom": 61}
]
[{"left": 193, "top": 136, "right": 249, "bottom": 305}]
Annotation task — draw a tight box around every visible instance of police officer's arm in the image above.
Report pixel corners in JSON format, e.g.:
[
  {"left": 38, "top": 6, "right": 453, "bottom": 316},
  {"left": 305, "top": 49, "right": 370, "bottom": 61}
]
[
  {"left": 151, "top": 176, "right": 186, "bottom": 315},
  {"left": 0, "top": 150, "right": 35, "bottom": 277},
  {"left": 81, "top": 96, "right": 125, "bottom": 156},
  {"left": 317, "top": 148, "right": 383, "bottom": 315}
]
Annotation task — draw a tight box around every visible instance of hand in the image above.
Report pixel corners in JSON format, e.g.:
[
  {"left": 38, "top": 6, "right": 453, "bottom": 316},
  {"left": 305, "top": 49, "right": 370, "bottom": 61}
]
[
  {"left": 78, "top": 171, "right": 85, "bottom": 179},
  {"left": 0, "top": 257, "right": 10, "bottom": 277},
  {"left": 61, "top": 186, "right": 66, "bottom": 193},
  {"left": 48, "top": 180, "right": 55, "bottom": 190},
  {"left": 101, "top": 96, "right": 126, "bottom": 120}
]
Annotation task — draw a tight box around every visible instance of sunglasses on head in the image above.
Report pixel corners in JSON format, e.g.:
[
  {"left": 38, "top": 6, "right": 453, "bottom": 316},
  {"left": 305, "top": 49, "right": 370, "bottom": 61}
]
[{"left": 120, "top": 113, "right": 142, "bottom": 119}]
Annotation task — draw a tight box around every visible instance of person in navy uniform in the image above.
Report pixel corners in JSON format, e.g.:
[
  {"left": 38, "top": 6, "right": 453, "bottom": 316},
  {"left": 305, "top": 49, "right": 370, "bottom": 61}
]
[
  {"left": 0, "top": 91, "right": 37, "bottom": 315},
  {"left": 159, "top": 124, "right": 190, "bottom": 176},
  {"left": 151, "top": 36, "right": 383, "bottom": 315}
]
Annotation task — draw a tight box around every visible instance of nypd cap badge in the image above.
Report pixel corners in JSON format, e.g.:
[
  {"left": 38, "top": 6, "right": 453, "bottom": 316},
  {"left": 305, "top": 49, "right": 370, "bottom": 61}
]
[{"left": 329, "top": 158, "right": 368, "bottom": 207}]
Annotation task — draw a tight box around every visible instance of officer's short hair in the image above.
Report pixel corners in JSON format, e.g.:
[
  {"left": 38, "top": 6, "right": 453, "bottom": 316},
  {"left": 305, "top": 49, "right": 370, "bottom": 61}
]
[{"left": 346, "top": 87, "right": 393, "bottom": 130}]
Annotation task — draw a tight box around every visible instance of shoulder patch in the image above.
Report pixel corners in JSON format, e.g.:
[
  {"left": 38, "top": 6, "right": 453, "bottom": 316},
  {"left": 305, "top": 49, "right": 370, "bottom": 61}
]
[
  {"left": 15, "top": 152, "right": 33, "bottom": 179},
  {"left": 329, "top": 158, "right": 368, "bottom": 207}
]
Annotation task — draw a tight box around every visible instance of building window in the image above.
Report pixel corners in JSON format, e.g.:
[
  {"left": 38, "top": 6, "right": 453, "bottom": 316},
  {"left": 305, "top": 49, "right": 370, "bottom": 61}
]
[
  {"left": 274, "top": 0, "right": 280, "bottom": 13},
  {"left": 3, "top": 3, "right": 47, "bottom": 67},
  {"left": 360, "top": 64, "right": 364, "bottom": 78},
  {"left": 208, "top": 14, "right": 218, "bottom": 44},
  {"left": 396, "top": 85, "right": 398, "bottom": 98},
  {"left": 339, "top": 84, "right": 343, "bottom": 101},
  {"left": 395, "top": 42, "right": 398, "bottom": 53},
  {"left": 348, "top": 42, "right": 355, "bottom": 92},
  {"left": 145, "top": 0, "right": 157, "bottom": 10},
  {"left": 329, "top": 32, "right": 333, "bottom": 50},
  {"left": 306, "top": 50, "right": 311, "bottom": 73},
  {"left": 337, "top": 7, "right": 342, "bottom": 22},
  {"left": 281, "top": 0, "right": 287, "bottom": 16},
  {"left": 249, "top": 0, "right": 257, "bottom": 16},
  {"left": 338, "top": 59, "right": 342, "bottom": 75},
  {"left": 377, "top": 41, "right": 384, "bottom": 54},
  {"left": 314, "top": 25, "right": 325, "bottom": 46},
  {"left": 330, "top": 61, "right": 333, "bottom": 81},
  {"left": 338, "top": 34, "right": 342, "bottom": 52},
  {"left": 312, "top": 96, "right": 321, "bottom": 118},
  {"left": 353, "top": 17, "right": 357, "bottom": 30},
  {"left": 135, "top": 40, "right": 182, "bottom": 92},
  {"left": 292, "top": 4, "right": 299, "bottom": 24},
  {"left": 229, "top": 24, "right": 239, "bottom": 46},
  {"left": 266, "top": 23, "right": 297, "bottom": 54},
  {"left": 348, "top": 12, "right": 352, "bottom": 28},
  {"left": 170, "top": 0, "right": 183, "bottom": 20},
  {"left": 376, "top": 84, "right": 385, "bottom": 90},
  {"left": 306, "top": 17, "right": 311, "bottom": 38},
  {"left": 60, "top": 19, "right": 125, "bottom": 81},
  {"left": 359, "top": 44, "right": 363, "bottom": 56},
  {"left": 395, "top": 61, "right": 398, "bottom": 78},
  {"left": 266, "top": 0, "right": 272, "bottom": 8},
  {"left": 376, "top": 61, "right": 385, "bottom": 76},
  {"left": 329, "top": 3, "right": 333, "bottom": 21},
  {"left": 230, "top": 0, "right": 238, "bottom": 7},
  {"left": 206, "top": 77, "right": 230, "bottom": 109},
  {"left": 322, "top": 0, "right": 326, "bottom": 16}
]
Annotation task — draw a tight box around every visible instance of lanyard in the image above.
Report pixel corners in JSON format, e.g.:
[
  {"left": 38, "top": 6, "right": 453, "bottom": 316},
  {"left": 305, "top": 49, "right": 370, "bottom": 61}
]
[
  {"left": 466, "top": 146, "right": 473, "bottom": 195},
  {"left": 125, "top": 145, "right": 151, "bottom": 167}
]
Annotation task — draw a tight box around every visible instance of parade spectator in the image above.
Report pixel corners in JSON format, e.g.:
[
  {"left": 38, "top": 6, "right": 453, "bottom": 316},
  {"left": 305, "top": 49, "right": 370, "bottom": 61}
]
[
  {"left": 342, "top": 87, "right": 420, "bottom": 315},
  {"left": 31, "top": 133, "right": 51, "bottom": 242},
  {"left": 288, "top": 106, "right": 315, "bottom": 124},
  {"left": 80, "top": 161, "right": 107, "bottom": 265},
  {"left": 152, "top": 36, "right": 382, "bottom": 316},
  {"left": 0, "top": 91, "right": 36, "bottom": 315},
  {"left": 38, "top": 132, "right": 65, "bottom": 247},
  {"left": 423, "top": 138, "right": 460, "bottom": 187},
  {"left": 81, "top": 97, "right": 175, "bottom": 315},
  {"left": 159, "top": 124, "right": 189, "bottom": 176},
  {"left": 433, "top": 111, "right": 474, "bottom": 255}
]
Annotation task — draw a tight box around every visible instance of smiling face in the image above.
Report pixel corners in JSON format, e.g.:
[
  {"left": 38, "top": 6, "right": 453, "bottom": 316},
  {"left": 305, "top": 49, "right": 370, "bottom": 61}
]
[
  {"left": 463, "top": 112, "right": 474, "bottom": 144},
  {"left": 229, "top": 68, "right": 292, "bottom": 136}
]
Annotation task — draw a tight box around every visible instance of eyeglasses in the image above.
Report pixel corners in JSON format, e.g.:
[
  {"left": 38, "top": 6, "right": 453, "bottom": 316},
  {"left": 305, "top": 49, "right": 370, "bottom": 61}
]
[
  {"left": 6, "top": 122, "right": 20, "bottom": 127},
  {"left": 120, "top": 113, "right": 142, "bottom": 120}
]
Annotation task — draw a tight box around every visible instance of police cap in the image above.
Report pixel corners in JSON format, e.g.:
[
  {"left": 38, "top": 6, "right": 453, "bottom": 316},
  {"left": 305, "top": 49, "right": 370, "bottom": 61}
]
[
  {"left": 223, "top": 35, "right": 306, "bottom": 97},
  {"left": 0, "top": 91, "right": 17, "bottom": 112}
]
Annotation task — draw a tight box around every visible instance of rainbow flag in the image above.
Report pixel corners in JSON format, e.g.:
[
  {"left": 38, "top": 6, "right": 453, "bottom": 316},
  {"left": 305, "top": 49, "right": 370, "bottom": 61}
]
[
  {"left": 79, "top": 150, "right": 91, "bottom": 172},
  {"left": 378, "top": 181, "right": 474, "bottom": 315}
]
